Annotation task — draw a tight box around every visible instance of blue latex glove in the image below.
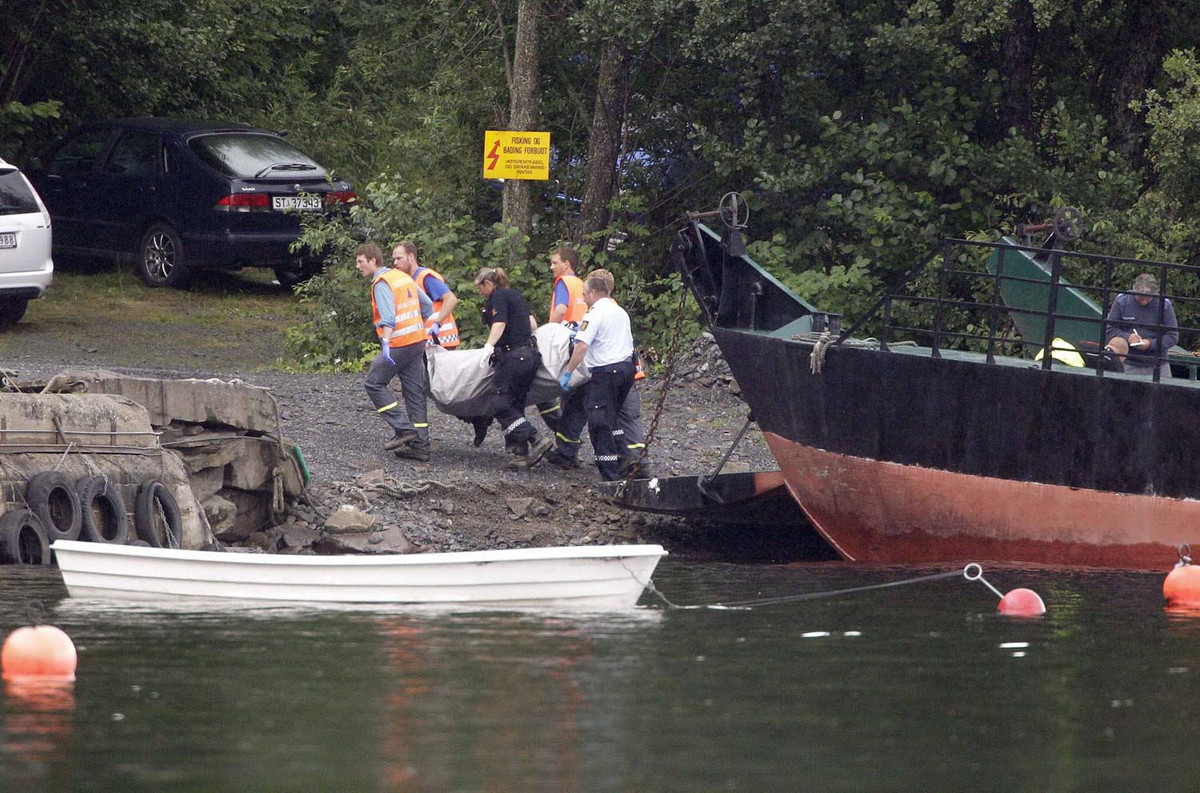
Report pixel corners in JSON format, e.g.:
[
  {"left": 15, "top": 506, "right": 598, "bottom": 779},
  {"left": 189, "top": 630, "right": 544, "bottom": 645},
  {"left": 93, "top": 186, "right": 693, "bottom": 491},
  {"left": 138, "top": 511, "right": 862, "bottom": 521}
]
[
  {"left": 428, "top": 321, "right": 441, "bottom": 338},
  {"left": 559, "top": 371, "right": 572, "bottom": 391},
  {"left": 381, "top": 340, "right": 394, "bottom": 363}
]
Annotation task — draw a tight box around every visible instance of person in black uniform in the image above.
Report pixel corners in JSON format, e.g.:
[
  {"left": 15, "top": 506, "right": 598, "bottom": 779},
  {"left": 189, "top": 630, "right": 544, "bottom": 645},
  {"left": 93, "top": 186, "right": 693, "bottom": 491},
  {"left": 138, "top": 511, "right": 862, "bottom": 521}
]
[{"left": 475, "top": 267, "right": 554, "bottom": 469}]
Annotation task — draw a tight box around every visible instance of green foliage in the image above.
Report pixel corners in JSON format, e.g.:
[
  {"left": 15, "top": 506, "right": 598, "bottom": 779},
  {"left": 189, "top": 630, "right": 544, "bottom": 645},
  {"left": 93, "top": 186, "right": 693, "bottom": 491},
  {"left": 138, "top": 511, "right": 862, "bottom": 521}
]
[
  {"left": 9, "top": 0, "right": 1200, "bottom": 362},
  {"left": 284, "top": 180, "right": 547, "bottom": 371}
]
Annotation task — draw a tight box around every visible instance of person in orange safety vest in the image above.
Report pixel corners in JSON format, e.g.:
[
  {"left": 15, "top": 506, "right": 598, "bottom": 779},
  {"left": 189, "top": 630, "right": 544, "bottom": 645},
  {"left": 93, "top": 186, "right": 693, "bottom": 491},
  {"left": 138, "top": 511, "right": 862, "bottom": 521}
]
[
  {"left": 543, "top": 265, "right": 650, "bottom": 478},
  {"left": 356, "top": 242, "right": 433, "bottom": 462},
  {"left": 391, "top": 241, "right": 460, "bottom": 349}
]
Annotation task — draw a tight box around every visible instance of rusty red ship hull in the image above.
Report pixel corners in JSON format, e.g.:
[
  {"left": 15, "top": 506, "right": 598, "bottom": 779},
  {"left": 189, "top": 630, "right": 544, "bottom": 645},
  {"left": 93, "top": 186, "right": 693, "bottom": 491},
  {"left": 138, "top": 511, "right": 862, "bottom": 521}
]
[{"left": 675, "top": 217, "right": 1200, "bottom": 570}]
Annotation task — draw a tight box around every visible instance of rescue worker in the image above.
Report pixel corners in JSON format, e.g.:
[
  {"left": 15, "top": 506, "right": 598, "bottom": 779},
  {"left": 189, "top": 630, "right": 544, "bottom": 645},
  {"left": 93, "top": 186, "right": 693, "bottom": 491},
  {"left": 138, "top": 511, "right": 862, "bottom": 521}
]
[
  {"left": 545, "top": 268, "right": 649, "bottom": 476},
  {"left": 475, "top": 267, "right": 554, "bottom": 469},
  {"left": 536, "top": 246, "right": 588, "bottom": 434},
  {"left": 355, "top": 242, "right": 433, "bottom": 462},
  {"left": 391, "top": 241, "right": 460, "bottom": 348},
  {"left": 557, "top": 274, "right": 636, "bottom": 481}
]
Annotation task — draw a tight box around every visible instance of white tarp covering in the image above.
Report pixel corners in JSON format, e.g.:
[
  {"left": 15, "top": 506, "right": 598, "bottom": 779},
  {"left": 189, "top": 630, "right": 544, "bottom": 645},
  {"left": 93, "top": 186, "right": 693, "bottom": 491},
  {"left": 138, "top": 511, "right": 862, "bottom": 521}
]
[{"left": 426, "top": 323, "right": 587, "bottom": 417}]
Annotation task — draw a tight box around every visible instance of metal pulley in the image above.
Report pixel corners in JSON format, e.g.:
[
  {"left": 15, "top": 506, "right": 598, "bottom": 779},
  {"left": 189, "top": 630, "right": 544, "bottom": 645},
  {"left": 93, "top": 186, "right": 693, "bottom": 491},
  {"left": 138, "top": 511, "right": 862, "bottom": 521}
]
[
  {"left": 686, "top": 191, "right": 751, "bottom": 257},
  {"left": 718, "top": 191, "right": 750, "bottom": 231},
  {"left": 1016, "top": 205, "right": 1083, "bottom": 247}
]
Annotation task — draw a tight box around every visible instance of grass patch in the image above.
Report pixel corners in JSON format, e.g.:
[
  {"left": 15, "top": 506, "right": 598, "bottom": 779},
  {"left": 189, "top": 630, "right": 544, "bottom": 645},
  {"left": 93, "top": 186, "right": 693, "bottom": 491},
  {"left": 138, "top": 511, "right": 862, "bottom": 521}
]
[{"left": 12, "top": 259, "right": 311, "bottom": 372}]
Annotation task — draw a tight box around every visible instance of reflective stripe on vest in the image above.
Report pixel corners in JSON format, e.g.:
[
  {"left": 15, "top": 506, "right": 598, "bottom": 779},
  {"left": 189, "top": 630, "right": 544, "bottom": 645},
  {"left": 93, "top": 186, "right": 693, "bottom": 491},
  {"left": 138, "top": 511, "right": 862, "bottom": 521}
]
[
  {"left": 415, "top": 268, "right": 460, "bottom": 349},
  {"left": 372, "top": 269, "right": 427, "bottom": 347},
  {"left": 551, "top": 274, "right": 587, "bottom": 324}
]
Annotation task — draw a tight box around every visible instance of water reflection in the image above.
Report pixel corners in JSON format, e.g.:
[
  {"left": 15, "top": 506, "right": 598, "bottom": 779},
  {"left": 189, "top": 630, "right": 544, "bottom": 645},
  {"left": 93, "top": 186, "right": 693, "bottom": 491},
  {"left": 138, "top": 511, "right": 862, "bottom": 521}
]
[
  {"left": 8, "top": 562, "right": 1200, "bottom": 790},
  {"left": 2, "top": 679, "right": 75, "bottom": 784}
]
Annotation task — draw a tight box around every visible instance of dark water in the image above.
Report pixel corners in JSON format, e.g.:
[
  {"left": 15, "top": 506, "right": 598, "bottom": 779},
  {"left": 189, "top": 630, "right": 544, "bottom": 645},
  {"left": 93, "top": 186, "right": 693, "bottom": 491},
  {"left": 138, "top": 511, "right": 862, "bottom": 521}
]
[{"left": 3, "top": 560, "right": 1200, "bottom": 792}]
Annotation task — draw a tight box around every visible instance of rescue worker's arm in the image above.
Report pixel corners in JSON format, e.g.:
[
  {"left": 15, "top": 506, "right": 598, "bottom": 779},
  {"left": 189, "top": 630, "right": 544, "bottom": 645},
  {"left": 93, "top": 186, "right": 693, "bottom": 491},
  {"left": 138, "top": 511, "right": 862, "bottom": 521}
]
[
  {"left": 485, "top": 321, "right": 506, "bottom": 348},
  {"left": 416, "top": 286, "right": 433, "bottom": 320},
  {"left": 565, "top": 340, "right": 588, "bottom": 374},
  {"left": 549, "top": 280, "right": 570, "bottom": 324},
  {"left": 434, "top": 290, "right": 458, "bottom": 324},
  {"left": 373, "top": 280, "right": 395, "bottom": 361},
  {"left": 529, "top": 315, "right": 538, "bottom": 332},
  {"left": 373, "top": 280, "right": 396, "bottom": 338}
]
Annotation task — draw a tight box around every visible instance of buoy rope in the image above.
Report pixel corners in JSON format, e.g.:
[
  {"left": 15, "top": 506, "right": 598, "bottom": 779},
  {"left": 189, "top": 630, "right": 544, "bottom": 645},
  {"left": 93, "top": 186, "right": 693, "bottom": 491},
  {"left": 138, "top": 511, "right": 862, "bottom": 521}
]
[{"left": 632, "top": 563, "right": 1003, "bottom": 611}]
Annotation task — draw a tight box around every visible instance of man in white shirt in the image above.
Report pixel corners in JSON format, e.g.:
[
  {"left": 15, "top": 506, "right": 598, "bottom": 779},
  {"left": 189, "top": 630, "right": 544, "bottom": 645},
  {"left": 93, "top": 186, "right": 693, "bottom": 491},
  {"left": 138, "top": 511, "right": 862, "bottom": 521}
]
[{"left": 559, "top": 275, "right": 636, "bottom": 481}]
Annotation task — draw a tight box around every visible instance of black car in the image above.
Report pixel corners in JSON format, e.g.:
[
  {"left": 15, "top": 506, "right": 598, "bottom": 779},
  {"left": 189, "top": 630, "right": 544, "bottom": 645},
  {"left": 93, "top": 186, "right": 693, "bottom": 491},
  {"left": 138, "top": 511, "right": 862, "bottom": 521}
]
[{"left": 27, "top": 118, "right": 355, "bottom": 287}]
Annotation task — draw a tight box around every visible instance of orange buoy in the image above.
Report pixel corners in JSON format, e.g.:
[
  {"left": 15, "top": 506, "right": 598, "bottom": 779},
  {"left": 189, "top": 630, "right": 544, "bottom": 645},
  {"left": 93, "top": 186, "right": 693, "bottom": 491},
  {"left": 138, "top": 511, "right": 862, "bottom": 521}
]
[
  {"left": 998, "top": 588, "right": 1046, "bottom": 616},
  {"left": 1164, "top": 564, "right": 1200, "bottom": 608},
  {"left": 2, "top": 625, "right": 77, "bottom": 681}
]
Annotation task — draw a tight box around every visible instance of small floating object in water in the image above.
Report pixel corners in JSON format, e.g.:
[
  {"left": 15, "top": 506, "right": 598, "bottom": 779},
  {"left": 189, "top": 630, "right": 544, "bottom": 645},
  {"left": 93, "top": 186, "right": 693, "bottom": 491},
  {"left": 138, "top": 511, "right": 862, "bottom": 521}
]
[
  {"left": 1163, "top": 544, "right": 1200, "bottom": 608},
  {"left": 997, "top": 588, "right": 1047, "bottom": 616},
  {"left": 964, "top": 563, "right": 1046, "bottom": 616},
  {"left": 1, "top": 601, "right": 77, "bottom": 681}
]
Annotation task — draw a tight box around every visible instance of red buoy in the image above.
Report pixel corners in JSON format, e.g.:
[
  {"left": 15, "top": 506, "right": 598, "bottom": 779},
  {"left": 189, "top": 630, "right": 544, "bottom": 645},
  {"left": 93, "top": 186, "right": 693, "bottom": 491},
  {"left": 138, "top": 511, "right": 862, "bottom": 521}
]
[
  {"left": 998, "top": 588, "right": 1046, "bottom": 616},
  {"left": 1, "top": 625, "right": 77, "bottom": 681},
  {"left": 1164, "top": 564, "right": 1200, "bottom": 608}
]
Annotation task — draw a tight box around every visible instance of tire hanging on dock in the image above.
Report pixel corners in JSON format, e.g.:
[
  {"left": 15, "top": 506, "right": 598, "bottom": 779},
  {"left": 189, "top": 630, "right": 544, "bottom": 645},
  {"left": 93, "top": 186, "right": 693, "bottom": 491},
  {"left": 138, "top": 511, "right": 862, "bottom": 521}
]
[
  {"left": 0, "top": 510, "right": 52, "bottom": 565},
  {"left": 76, "top": 475, "right": 130, "bottom": 544},
  {"left": 134, "top": 480, "right": 182, "bottom": 549},
  {"left": 25, "top": 471, "right": 82, "bottom": 542}
]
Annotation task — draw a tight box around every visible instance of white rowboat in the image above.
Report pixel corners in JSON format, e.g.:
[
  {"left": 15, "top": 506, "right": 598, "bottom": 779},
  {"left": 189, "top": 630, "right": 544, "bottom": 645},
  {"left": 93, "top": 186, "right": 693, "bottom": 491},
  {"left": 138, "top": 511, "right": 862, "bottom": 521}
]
[{"left": 51, "top": 540, "right": 667, "bottom": 609}]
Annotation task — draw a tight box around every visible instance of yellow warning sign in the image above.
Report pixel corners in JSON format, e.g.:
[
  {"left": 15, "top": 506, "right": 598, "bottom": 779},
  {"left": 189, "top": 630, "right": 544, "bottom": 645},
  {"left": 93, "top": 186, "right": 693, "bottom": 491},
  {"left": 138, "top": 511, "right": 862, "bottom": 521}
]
[{"left": 482, "top": 130, "right": 551, "bottom": 181}]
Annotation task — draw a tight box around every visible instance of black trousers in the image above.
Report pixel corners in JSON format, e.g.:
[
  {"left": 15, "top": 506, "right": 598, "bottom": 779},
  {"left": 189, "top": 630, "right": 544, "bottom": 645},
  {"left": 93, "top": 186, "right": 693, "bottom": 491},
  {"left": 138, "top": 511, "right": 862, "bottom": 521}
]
[
  {"left": 490, "top": 345, "right": 541, "bottom": 447},
  {"left": 582, "top": 360, "right": 635, "bottom": 480}
]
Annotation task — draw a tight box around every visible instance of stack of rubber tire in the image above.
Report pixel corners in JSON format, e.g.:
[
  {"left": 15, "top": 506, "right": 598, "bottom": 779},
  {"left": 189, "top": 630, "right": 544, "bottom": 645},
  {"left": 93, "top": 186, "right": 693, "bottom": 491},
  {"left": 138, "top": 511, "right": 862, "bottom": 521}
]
[{"left": 0, "top": 473, "right": 183, "bottom": 566}]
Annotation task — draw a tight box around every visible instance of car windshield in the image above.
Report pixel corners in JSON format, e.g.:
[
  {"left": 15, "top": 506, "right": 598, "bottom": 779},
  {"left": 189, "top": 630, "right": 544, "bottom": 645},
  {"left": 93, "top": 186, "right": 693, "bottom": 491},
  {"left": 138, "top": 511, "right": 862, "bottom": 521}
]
[
  {"left": 189, "top": 133, "right": 326, "bottom": 179},
  {"left": 0, "top": 170, "right": 39, "bottom": 215}
]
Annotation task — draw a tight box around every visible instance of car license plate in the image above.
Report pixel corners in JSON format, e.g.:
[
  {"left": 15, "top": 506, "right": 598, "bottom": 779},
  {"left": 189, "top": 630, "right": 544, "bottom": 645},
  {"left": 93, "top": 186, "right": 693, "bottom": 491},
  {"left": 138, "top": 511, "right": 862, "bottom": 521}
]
[
  {"left": 272, "top": 196, "right": 322, "bottom": 212},
  {"left": 0, "top": 232, "right": 15, "bottom": 249}
]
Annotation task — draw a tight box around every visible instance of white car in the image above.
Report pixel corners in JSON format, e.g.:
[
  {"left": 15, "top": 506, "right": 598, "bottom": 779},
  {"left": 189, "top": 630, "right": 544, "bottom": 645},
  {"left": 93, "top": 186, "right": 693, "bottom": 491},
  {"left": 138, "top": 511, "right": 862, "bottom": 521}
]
[{"left": 0, "top": 156, "right": 53, "bottom": 326}]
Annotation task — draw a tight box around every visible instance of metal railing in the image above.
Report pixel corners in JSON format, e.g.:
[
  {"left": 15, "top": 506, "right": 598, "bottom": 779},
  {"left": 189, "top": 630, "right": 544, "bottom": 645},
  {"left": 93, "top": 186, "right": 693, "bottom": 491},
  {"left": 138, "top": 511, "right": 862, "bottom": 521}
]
[{"left": 856, "top": 237, "right": 1200, "bottom": 383}]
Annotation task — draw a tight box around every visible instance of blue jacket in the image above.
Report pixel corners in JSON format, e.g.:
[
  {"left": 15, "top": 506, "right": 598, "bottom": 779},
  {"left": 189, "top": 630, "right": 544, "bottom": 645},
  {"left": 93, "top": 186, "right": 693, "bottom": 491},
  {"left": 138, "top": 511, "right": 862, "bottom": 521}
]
[{"left": 1105, "top": 292, "right": 1179, "bottom": 366}]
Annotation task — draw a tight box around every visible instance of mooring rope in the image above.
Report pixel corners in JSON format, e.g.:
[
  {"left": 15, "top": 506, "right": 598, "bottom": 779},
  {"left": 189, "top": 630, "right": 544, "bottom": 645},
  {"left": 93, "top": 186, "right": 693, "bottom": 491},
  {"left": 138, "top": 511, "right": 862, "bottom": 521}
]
[{"left": 628, "top": 562, "right": 996, "bottom": 611}]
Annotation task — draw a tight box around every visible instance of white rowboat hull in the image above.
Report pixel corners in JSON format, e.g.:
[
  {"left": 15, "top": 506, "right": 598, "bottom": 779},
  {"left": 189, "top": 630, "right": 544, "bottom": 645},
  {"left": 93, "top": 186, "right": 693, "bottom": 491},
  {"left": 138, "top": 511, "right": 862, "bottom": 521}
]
[{"left": 51, "top": 541, "right": 667, "bottom": 609}]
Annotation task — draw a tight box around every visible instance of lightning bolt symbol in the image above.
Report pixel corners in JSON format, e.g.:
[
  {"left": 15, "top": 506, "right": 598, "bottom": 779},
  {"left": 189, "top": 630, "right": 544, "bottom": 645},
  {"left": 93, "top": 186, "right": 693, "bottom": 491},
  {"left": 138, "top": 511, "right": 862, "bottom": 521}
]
[{"left": 486, "top": 139, "right": 501, "bottom": 171}]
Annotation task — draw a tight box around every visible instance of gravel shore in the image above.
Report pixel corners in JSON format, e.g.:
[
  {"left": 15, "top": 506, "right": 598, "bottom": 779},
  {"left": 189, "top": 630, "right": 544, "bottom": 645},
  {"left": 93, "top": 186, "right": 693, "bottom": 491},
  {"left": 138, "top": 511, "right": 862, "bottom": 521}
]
[{"left": 4, "top": 334, "right": 796, "bottom": 560}]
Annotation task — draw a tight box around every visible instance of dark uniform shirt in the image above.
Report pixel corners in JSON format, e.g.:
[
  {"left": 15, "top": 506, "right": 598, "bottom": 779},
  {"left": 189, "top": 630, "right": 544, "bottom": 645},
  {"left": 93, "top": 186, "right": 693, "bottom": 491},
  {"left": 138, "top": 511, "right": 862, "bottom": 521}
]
[{"left": 483, "top": 287, "right": 534, "bottom": 349}]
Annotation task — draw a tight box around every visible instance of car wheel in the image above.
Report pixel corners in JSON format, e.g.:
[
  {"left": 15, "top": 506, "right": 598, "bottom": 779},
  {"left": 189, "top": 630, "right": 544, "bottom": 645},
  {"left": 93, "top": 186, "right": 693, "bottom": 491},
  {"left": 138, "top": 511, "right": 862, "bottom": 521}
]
[
  {"left": 137, "top": 222, "right": 189, "bottom": 287},
  {"left": 0, "top": 297, "right": 29, "bottom": 328}
]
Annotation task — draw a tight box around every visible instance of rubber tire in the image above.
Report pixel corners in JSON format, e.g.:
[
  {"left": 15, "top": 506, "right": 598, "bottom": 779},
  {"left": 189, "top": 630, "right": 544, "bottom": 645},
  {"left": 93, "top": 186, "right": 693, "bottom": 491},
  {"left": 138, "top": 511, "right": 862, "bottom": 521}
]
[
  {"left": 134, "top": 480, "right": 182, "bottom": 548},
  {"left": 0, "top": 510, "right": 51, "bottom": 565},
  {"left": 76, "top": 475, "right": 130, "bottom": 544},
  {"left": 26, "top": 471, "right": 82, "bottom": 542},
  {"left": 137, "top": 222, "right": 189, "bottom": 287},
  {"left": 0, "top": 297, "right": 29, "bottom": 328}
]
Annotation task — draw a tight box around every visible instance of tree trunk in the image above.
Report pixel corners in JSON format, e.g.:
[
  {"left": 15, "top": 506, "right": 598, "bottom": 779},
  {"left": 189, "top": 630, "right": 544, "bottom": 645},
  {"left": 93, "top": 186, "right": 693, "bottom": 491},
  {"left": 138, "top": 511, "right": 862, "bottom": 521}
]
[
  {"left": 997, "top": 0, "right": 1036, "bottom": 139},
  {"left": 577, "top": 38, "right": 628, "bottom": 240},
  {"left": 1099, "top": 0, "right": 1170, "bottom": 160},
  {"left": 502, "top": 0, "right": 541, "bottom": 240}
]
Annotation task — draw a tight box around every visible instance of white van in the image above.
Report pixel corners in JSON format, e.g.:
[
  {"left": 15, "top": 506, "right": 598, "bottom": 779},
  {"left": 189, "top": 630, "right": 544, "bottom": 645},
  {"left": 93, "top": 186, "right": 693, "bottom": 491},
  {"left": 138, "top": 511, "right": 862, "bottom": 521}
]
[{"left": 0, "top": 157, "right": 53, "bottom": 326}]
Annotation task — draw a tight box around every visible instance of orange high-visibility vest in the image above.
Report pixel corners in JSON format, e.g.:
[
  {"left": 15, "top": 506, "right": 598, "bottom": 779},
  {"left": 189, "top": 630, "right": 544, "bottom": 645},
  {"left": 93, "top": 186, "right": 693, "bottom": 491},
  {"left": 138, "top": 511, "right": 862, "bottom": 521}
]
[
  {"left": 551, "top": 274, "right": 587, "bottom": 324},
  {"left": 415, "top": 267, "right": 460, "bottom": 348},
  {"left": 372, "top": 269, "right": 427, "bottom": 348}
]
